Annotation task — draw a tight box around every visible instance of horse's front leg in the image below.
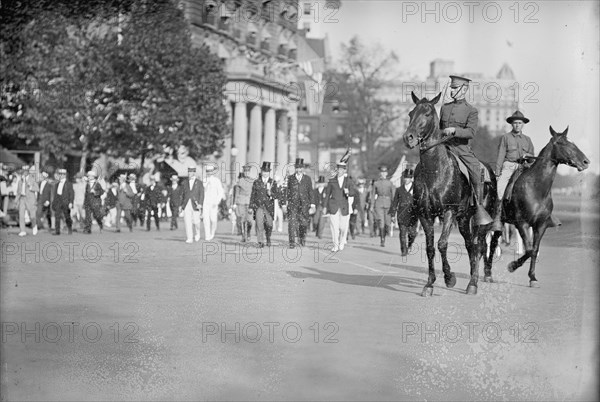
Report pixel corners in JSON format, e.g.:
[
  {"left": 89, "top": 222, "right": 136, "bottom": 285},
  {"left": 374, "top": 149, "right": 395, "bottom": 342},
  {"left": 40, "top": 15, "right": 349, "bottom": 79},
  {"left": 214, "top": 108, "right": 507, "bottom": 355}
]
[
  {"left": 457, "top": 215, "right": 479, "bottom": 295},
  {"left": 483, "top": 230, "right": 501, "bottom": 282},
  {"left": 508, "top": 221, "right": 534, "bottom": 273},
  {"left": 437, "top": 210, "right": 456, "bottom": 288},
  {"left": 528, "top": 222, "right": 548, "bottom": 288},
  {"left": 420, "top": 216, "right": 436, "bottom": 297}
]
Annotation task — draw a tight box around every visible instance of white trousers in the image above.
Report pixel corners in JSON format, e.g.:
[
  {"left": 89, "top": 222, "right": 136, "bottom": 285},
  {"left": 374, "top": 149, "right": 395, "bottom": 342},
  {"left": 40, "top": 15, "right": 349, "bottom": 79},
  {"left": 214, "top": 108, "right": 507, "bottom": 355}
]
[
  {"left": 183, "top": 201, "right": 202, "bottom": 241},
  {"left": 497, "top": 161, "right": 520, "bottom": 198},
  {"left": 203, "top": 203, "right": 219, "bottom": 240},
  {"left": 273, "top": 200, "right": 284, "bottom": 232},
  {"left": 328, "top": 210, "right": 350, "bottom": 248}
]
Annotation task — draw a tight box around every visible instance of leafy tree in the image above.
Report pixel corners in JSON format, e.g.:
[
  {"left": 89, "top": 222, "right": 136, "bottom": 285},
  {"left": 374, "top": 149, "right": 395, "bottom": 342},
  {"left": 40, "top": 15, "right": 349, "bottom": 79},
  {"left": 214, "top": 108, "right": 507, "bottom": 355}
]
[
  {"left": 1, "top": 0, "right": 228, "bottom": 170},
  {"left": 326, "top": 36, "right": 403, "bottom": 175}
]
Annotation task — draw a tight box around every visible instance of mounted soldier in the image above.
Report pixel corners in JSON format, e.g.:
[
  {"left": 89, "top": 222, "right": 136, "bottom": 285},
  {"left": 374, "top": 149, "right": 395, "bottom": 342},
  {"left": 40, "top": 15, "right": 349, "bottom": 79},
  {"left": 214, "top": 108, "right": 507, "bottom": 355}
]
[{"left": 440, "top": 75, "right": 493, "bottom": 226}]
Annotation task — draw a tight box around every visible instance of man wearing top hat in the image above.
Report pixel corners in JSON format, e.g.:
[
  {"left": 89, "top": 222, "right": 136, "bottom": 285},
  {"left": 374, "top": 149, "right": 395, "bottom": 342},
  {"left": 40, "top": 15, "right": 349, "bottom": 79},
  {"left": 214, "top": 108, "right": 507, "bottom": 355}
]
[
  {"left": 312, "top": 175, "right": 328, "bottom": 239},
  {"left": 352, "top": 178, "right": 368, "bottom": 237},
  {"left": 116, "top": 173, "right": 134, "bottom": 232},
  {"left": 233, "top": 164, "right": 254, "bottom": 243},
  {"left": 439, "top": 74, "right": 493, "bottom": 226},
  {"left": 127, "top": 173, "right": 143, "bottom": 226},
  {"left": 167, "top": 174, "right": 184, "bottom": 230},
  {"left": 371, "top": 165, "right": 395, "bottom": 247},
  {"left": 51, "top": 168, "right": 74, "bottom": 235},
  {"left": 323, "top": 150, "right": 355, "bottom": 252},
  {"left": 202, "top": 164, "right": 225, "bottom": 241},
  {"left": 181, "top": 166, "right": 204, "bottom": 243},
  {"left": 249, "top": 162, "right": 278, "bottom": 247},
  {"left": 143, "top": 175, "right": 164, "bottom": 231},
  {"left": 286, "top": 158, "right": 315, "bottom": 248},
  {"left": 389, "top": 168, "right": 418, "bottom": 256},
  {"left": 83, "top": 170, "right": 105, "bottom": 234}
]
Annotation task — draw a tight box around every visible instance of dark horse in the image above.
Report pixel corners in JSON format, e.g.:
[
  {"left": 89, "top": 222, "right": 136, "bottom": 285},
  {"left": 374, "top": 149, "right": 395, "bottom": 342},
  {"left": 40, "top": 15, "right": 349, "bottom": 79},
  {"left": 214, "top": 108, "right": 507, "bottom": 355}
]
[
  {"left": 403, "top": 92, "right": 497, "bottom": 296},
  {"left": 485, "top": 126, "right": 589, "bottom": 287}
]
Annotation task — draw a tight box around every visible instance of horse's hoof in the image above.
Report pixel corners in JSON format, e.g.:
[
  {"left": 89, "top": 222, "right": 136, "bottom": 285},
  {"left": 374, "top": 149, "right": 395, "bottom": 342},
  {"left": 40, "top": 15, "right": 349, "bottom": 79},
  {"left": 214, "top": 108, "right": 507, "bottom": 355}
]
[
  {"left": 507, "top": 261, "right": 517, "bottom": 272},
  {"left": 483, "top": 276, "right": 494, "bottom": 283},
  {"left": 466, "top": 285, "right": 478, "bottom": 295},
  {"left": 530, "top": 280, "right": 540, "bottom": 288},
  {"left": 445, "top": 273, "right": 456, "bottom": 288},
  {"left": 421, "top": 287, "right": 434, "bottom": 297}
]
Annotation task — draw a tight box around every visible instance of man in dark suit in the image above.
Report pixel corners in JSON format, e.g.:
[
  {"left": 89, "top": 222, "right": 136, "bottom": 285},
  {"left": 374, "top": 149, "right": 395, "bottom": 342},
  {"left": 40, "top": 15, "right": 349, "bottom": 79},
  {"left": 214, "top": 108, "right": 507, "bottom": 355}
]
[
  {"left": 36, "top": 167, "right": 54, "bottom": 231},
  {"left": 167, "top": 174, "right": 183, "bottom": 230},
  {"left": 312, "top": 176, "right": 327, "bottom": 239},
  {"left": 323, "top": 155, "right": 355, "bottom": 252},
  {"left": 286, "top": 158, "right": 314, "bottom": 248},
  {"left": 389, "top": 169, "right": 418, "bottom": 256},
  {"left": 51, "top": 168, "right": 74, "bottom": 235},
  {"left": 249, "top": 162, "right": 277, "bottom": 247},
  {"left": 83, "top": 170, "right": 105, "bottom": 233},
  {"left": 181, "top": 166, "right": 204, "bottom": 243},
  {"left": 144, "top": 175, "right": 163, "bottom": 231}
]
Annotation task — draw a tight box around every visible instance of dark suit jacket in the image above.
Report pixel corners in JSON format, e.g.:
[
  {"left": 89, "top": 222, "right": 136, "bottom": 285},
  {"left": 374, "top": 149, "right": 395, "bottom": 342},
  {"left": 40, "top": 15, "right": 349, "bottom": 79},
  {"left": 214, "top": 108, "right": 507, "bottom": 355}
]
[
  {"left": 286, "top": 174, "right": 313, "bottom": 213},
  {"left": 84, "top": 181, "right": 104, "bottom": 208},
  {"left": 325, "top": 176, "right": 355, "bottom": 216},
  {"left": 105, "top": 188, "right": 119, "bottom": 209},
  {"left": 118, "top": 183, "right": 134, "bottom": 210},
  {"left": 182, "top": 178, "right": 204, "bottom": 211},
  {"left": 144, "top": 184, "right": 164, "bottom": 208},
  {"left": 52, "top": 180, "right": 74, "bottom": 209},
  {"left": 312, "top": 187, "right": 327, "bottom": 208},
  {"left": 249, "top": 177, "right": 277, "bottom": 218},
  {"left": 38, "top": 179, "right": 53, "bottom": 205},
  {"left": 389, "top": 184, "right": 417, "bottom": 225},
  {"left": 168, "top": 184, "right": 184, "bottom": 208}
]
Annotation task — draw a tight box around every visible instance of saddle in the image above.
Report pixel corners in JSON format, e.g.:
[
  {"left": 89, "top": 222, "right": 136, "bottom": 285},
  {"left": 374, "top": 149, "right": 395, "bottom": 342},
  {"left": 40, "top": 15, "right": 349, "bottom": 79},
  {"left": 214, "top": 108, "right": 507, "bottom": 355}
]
[
  {"left": 447, "top": 149, "right": 491, "bottom": 184},
  {"left": 503, "top": 165, "right": 525, "bottom": 202}
]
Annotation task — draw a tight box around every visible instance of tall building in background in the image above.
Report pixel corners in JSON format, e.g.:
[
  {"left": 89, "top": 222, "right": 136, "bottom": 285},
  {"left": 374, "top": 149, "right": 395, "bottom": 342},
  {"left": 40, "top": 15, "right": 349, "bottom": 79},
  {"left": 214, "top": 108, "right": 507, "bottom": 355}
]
[
  {"left": 183, "top": 0, "right": 302, "bottom": 180},
  {"left": 295, "top": 0, "right": 348, "bottom": 177}
]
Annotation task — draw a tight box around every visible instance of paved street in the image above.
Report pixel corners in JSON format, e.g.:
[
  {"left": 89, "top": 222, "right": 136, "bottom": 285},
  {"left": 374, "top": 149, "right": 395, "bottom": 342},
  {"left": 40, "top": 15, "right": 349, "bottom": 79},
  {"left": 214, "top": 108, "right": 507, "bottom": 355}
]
[{"left": 1, "top": 205, "right": 598, "bottom": 400}]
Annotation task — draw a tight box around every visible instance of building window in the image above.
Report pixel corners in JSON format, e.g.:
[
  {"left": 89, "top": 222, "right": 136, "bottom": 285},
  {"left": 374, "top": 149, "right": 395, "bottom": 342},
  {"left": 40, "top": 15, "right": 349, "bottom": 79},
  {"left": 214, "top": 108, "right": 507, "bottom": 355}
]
[
  {"left": 303, "top": 22, "right": 311, "bottom": 32},
  {"left": 303, "top": 2, "right": 311, "bottom": 15},
  {"left": 336, "top": 125, "right": 343, "bottom": 135},
  {"left": 299, "top": 124, "right": 312, "bottom": 144}
]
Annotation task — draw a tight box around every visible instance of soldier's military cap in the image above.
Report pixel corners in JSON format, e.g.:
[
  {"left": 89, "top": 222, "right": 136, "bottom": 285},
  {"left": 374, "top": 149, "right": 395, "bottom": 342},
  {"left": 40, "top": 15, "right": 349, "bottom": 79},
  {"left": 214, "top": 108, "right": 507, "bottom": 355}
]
[
  {"left": 449, "top": 75, "right": 472, "bottom": 88},
  {"left": 506, "top": 110, "right": 530, "bottom": 124}
]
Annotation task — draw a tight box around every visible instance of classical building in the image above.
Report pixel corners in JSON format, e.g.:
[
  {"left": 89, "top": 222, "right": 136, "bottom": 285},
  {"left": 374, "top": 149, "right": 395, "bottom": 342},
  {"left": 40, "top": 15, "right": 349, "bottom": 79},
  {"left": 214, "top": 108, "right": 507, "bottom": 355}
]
[{"left": 183, "top": 0, "right": 303, "bottom": 181}]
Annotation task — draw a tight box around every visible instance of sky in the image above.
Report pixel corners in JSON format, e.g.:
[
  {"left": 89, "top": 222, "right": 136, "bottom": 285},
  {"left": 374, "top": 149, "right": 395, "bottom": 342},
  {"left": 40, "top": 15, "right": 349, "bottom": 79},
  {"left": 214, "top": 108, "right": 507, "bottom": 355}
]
[{"left": 319, "top": 0, "right": 599, "bottom": 174}]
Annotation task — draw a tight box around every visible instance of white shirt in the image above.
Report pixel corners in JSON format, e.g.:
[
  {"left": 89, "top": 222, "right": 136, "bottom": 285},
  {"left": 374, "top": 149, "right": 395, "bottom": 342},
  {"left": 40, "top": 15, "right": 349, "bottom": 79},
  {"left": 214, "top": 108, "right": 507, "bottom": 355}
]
[
  {"left": 40, "top": 180, "right": 47, "bottom": 194},
  {"left": 404, "top": 183, "right": 413, "bottom": 194},
  {"left": 57, "top": 179, "right": 65, "bottom": 195},
  {"left": 129, "top": 183, "right": 137, "bottom": 194},
  {"left": 337, "top": 175, "right": 345, "bottom": 188},
  {"left": 295, "top": 173, "right": 303, "bottom": 181}
]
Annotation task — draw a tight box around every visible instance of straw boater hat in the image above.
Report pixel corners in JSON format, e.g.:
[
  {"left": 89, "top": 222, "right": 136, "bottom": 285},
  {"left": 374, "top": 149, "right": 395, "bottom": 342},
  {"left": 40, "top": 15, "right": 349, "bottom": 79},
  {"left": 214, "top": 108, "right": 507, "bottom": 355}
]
[
  {"left": 506, "top": 110, "right": 530, "bottom": 124},
  {"left": 337, "top": 147, "right": 351, "bottom": 167},
  {"left": 87, "top": 170, "right": 97, "bottom": 178}
]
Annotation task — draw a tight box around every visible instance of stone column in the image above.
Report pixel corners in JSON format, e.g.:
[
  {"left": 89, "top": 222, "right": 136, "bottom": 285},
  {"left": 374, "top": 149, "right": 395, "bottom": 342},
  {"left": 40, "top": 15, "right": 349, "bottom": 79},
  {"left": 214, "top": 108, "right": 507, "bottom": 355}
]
[
  {"left": 233, "top": 102, "right": 248, "bottom": 170},
  {"left": 262, "top": 108, "right": 276, "bottom": 163},
  {"left": 277, "top": 111, "right": 289, "bottom": 177},
  {"left": 248, "top": 104, "right": 263, "bottom": 167}
]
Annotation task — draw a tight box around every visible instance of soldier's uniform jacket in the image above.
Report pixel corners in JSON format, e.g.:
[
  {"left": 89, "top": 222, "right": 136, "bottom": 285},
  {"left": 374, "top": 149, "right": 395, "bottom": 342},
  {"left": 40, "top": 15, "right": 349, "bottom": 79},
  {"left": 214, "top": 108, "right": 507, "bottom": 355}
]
[
  {"left": 439, "top": 99, "right": 479, "bottom": 150},
  {"left": 373, "top": 178, "right": 394, "bottom": 209},
  {"left": 249, "top": 177, "right": 277, "bottom": 218},
  {"left": 233, "top": 177, "right": 254, "bottom": 205}
]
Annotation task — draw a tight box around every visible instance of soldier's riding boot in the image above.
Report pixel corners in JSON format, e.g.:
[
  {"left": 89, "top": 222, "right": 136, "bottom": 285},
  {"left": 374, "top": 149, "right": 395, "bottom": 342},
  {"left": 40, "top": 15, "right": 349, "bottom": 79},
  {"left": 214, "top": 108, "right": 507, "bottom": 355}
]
[
  {"left": 491, "top": 199, "right": 503, "bottom": 232},
  {"left": 472, "top": 180, "right": 493, "bottom": 226},
  {"left": 548, "top": 214, "right": 562, "bottom": 227}
]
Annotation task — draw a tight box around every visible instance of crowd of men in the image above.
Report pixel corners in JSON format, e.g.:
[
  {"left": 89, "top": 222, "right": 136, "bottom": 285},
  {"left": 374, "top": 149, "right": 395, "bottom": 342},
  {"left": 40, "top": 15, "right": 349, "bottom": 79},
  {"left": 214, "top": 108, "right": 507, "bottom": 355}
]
[{"left": 2, "top": 72, "right": 551, "bottom": 255}]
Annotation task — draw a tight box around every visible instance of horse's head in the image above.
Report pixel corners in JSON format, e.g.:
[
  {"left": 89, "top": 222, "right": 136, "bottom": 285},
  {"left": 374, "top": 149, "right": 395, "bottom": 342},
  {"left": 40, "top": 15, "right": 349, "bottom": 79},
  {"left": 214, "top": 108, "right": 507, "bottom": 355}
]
[
  {"left": 549, "top": 126, "right": 590, "bottom": 171},
  {"left": 403, "top": 92, "right": 442, "bottom": 149}
]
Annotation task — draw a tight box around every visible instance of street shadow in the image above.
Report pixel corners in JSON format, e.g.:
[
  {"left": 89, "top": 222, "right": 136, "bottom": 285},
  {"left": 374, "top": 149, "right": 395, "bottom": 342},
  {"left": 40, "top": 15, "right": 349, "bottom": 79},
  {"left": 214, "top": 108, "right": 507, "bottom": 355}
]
[
  {"left": 353, "top": 245, "right": 400, "bottom": 256},
  {"left": 287, "top": 266, "right": 435, "bottom": 296}
]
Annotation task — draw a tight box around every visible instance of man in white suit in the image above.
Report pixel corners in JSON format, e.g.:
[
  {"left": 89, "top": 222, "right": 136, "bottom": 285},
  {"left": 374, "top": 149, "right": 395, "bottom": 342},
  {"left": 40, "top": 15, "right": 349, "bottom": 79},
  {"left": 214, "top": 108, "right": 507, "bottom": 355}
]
[{"left": 202, "top": 164, "right": 224, "bottom": 241}]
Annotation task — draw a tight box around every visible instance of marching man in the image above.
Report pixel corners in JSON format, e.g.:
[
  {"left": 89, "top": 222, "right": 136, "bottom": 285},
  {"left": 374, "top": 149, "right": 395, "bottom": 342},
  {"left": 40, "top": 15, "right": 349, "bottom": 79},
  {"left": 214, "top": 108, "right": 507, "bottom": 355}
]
[
  {"left": 323, "top": 150, "right": 355, "bottom": 252},
  {"left": 249, "top": 162, "right": 278, "bottom": 248},
  {"left": 202, "top": 164, "right": 225, "bottom": 241},
  {"left": 182, "top": 166, "right": 204, "bottom": 243}
]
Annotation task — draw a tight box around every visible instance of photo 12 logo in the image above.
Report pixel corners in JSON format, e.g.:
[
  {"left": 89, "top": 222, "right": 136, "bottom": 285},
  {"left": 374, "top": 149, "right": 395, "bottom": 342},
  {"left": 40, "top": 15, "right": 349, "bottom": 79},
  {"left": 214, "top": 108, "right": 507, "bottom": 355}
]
[
  {"left": 401, "top": 2, "right": 540, "bottom": 24},
  {"left": 201, "top": 321, "right": 340, "bottom": 344}
]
